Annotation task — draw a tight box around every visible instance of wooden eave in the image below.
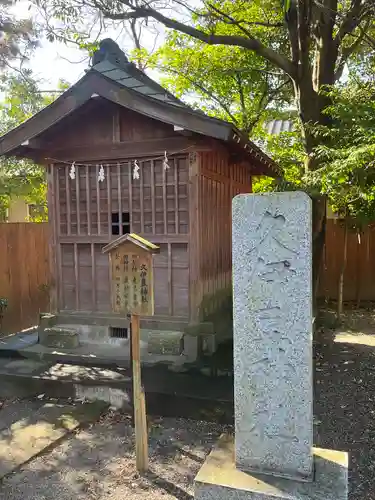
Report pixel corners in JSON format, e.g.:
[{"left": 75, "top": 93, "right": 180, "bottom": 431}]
[{"left": 0, "top": 69, "right": 278, "bottom": 177}]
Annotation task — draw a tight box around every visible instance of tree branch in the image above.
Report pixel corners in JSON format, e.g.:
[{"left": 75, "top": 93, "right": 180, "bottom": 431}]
[
  {"left": 95, "top": 0, "right": 297, "bottom": 79},
  {"left": 286, "top": 4, "right": 299, "bottom": 65},
  {"left": 235, "top": 73, "right": 247, "bottom": 122},
  {"left": 335, "top": 0, "right": 368, "bottom": 45},
  {"left": 206, "top": 3, "right": 282, "bottom": 30},
  {"left": 157, "top": 65, "right": 239, "bottom": 125},
  {"left": 334, "top": 19, "right": 370, "bottom": 80}
]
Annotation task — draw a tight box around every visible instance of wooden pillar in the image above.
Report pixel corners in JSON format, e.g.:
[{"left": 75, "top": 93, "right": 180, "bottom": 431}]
[
  {"left": 188, "top": 152, "right": 201, "bottom": 322},
  {"left": 47, "top": 163, "right": 58, "bottom": 313},
  {"left": 102, "top": 234, "right": 158, "bottom": 474},
  {"left": 131, "top": 313, "right": 148, "bottom": 472}
]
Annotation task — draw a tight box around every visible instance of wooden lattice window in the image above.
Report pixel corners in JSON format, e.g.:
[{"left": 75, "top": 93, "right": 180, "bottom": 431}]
[{"left": 111, "top": 212, "right": 130, "bottom": 236}]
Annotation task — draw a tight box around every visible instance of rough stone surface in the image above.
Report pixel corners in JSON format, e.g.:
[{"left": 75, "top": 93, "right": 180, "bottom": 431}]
[
  {"left": 195, "top": 434, "right": 348, "bottom": 500},
  {"left": 39, "top": 327, "right": 80, "bottom": 349},
  {"left": 232, "top": 192, "right": 313, "bottom": 480},
  {"left": 75, "top": 385, "right": 130, "bottom": 409},
  {"left": 39, "top": 314, "right": 57, "bottom": 330},
  {"left": 182, "top": 334, "right": 199, "bottom": 360},
  {"left": 147, "top": 331, "right": 184, "bottom": 355}
]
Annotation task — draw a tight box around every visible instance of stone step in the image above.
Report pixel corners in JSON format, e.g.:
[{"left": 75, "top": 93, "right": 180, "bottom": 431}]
[
  {"left": 55, "top": 313, "right": 189, "bottom": 332},
  {"left": 0, "top": 359, "right": 234, "bottom": 423},
  {"left": 0, "top": 359, "right": 133, "bottom": 408},
  {"left": 0, "top": 358, "right": 234, "bottom": 409},
  {"left": 39, "top": 327, "right": 80, "bottom": 349}
]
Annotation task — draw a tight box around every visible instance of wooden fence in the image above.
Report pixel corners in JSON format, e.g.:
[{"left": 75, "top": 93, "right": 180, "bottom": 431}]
[
  {"left": 319, "top": 219, "right": 375, "bottom": 303},
  {"left": 0, "top": 223, "right": 50, "bottom": 334},
  {"left": 0, "top": 219, "right": 374, "bottom": 335}
]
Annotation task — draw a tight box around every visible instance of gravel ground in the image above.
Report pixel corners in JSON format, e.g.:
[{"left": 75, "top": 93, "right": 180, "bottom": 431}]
[
  {"left": 0, "top": 412, "right": 228, "bottom": 500},
  {"left": 314, "top": 320, "right": 375, "bottom": 500},
  {"left": 1, "top": 312, "right": 375, "bottom": 500}
]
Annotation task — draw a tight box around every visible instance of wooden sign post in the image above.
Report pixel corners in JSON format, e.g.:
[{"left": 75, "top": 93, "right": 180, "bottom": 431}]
[{"left": 103, "top": 233, "right": 159, "bottom": 473}]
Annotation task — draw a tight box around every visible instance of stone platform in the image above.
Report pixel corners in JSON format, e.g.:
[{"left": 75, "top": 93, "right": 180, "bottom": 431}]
[
  {"left": 195, "top": 434, "right": 348, "bottom": 500},
  {"left": 0, "top": 358, "right": 233, "bottom": 416}
]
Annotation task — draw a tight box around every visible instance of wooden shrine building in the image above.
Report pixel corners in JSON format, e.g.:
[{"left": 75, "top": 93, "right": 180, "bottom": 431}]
[{"left": 0, "top": 39, "right": 277, "bottom": 358}]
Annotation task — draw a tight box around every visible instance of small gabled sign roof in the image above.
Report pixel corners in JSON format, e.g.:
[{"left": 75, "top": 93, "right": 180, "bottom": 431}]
[{"left": 102, "top": 233, "right": 160, "bottom": 255}]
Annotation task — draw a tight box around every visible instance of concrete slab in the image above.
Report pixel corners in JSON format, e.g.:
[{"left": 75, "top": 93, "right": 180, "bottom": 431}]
[
  {"left": 0, "top": 360, "right": 132, "bottom": 402},
  {"left": 0, "top": 359, "right": 50, "bottom": 375},
  {"left": 18, "top": 340, "right": 188, "bottom": 367},
  {"left": 39, "top": 327, "right": 80, "bottom": 349},
  {"left": 0, "top": 330, "right": 38, "bottom": 353},
  {"left": 0, "top": 400, "right": 106, "bottom": 479},
  {"left": 0, "top": 358, "right": 233, "bottom": 404},
  {"left": 195, "top": 434, "right": 348, "bottom": 500}
]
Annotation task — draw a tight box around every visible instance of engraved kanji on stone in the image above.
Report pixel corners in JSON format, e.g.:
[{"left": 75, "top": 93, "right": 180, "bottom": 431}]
[{"left": 248, "top": 210, "right": 297, "bottom": 284}]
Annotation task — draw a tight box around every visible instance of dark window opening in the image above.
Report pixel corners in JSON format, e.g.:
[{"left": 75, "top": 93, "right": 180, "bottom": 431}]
[
  {"left": 122, "top": 212, "right": 130, "bottom": 234},
  {"left": 111, "top": 212, "right": 130, "bottom": 236},
  {"left": 110, "top": 327, "right": 128, "bottom": 339}
]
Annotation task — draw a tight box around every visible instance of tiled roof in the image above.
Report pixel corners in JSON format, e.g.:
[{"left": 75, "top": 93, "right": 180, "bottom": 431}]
[
  {"left": 92, "top": 60, "right": 188, "bottom": 109},
  {"left": 265, "top": 119, "right": 294, "bottom": 135}
]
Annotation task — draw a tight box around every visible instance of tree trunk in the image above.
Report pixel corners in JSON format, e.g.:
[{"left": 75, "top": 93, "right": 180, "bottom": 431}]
[
  {"left": 312, "top": 195, "right": 327, "bottom": 314},
  {"left": 337, "top": 220, "right": 348, "bottom": 321},
  {"left": 294, "top": 75, "right": 332, "bottom": 309}
]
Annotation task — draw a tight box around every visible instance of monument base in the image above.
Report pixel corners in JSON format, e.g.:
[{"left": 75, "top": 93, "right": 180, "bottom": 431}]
[{"left": 194, "top": 435, "right": 348, "bottom": 500}]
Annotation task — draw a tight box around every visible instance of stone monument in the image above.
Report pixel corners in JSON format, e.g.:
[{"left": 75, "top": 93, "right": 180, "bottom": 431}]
[{"left": 194, "top": 192, "right": 348, "bottom": 500}]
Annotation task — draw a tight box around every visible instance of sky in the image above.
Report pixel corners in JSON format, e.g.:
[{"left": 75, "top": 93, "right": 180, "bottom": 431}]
[{"left": 11, "top": 1, "right": 165, "bottom": 90}]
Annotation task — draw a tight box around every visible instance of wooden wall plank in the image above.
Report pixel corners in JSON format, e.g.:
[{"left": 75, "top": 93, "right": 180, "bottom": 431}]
[
  {"left": 174, "top": 158, "right": 179, "bottom": 234},
  {"left": 162, "top": 164, "right": 167, "bottom": 234},
  {"left": 107, "top": 165, "right": 111, "bottom": 237},
  {"left": 117, "top": 163, "right": 122, "bottom": 232},
  {"left": 54, "top": 166, "right": 64, "bottom": 311},
  {"left": 151, "top": 160, "right": 156, "bottom": 233},
  {"left": 58, "top": 234, "right": 189, "bottom": 244},
  {"left": 4, "top": 219, "right": 375, "bottom": 333},
  {"left": 140, "top": 160, "right": 144, "bottom": 233},
  {"left": 197, "top": 150, "right": 252, "bottom": 312},
  {"left": 74, "top": 242, "right": 79, "bottom": 310},
  {"left": 0, "top": 223, "right": 50, "bottom": 334},
  {"left": 96, "top": 164, "right": 101, "bottom": 235},
  {"left": 56, "top": 166, "right": 61, "bottom": 237},
  {"left": 188, "top": 152, "right": 201, "bottom": 322},
  {"left": 112, "top": 108, "right": 120, "bottom": 142},
  {"left": 91, "top": 243, "right": 96, "bottom": 311},
  {"left": 128, "top": 161, "right": 133, "bottom": 230},
  {"left": 76, "top": 166, "right": 81, "bottom": 235},
  {"left": 86, "top": 165, "right": 91, "bottom": 235},
  {"left": 168, "top": 242, "right": 173, "bottom": 315},
  {"left": 65, "top": 165, "right": 71, "bottom": 235},
  {"left": 46, "top": 165, "right": 57, "bottom": 313}
]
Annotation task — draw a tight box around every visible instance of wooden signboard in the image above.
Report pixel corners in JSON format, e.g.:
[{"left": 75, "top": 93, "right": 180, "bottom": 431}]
[
  {"left": 111, "top": 247, "right": 154, "bottom": 316},
  {"left": 103, "top": 233, "right": 159, "bottom": 317},
  {"left": 103, "top": 233, "right": 159, "bottom": 473}
]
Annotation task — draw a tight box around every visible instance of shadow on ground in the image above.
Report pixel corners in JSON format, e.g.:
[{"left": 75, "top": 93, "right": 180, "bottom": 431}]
[
  {"left": 1, "top": 310, "right": 375, "bottom": 499},
  {"left": 314, "top": 323, "right": 375, "bottom": 500},
  {"left": 0, "top": 413, "right": 227, "bottom": 500}
]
